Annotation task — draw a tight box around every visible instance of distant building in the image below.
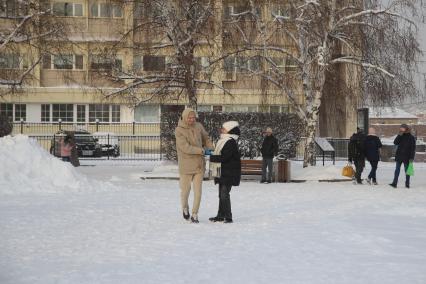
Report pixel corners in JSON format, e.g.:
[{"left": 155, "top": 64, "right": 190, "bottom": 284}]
[{"left": 369, "top": 107, "right": 419, "bottom": 125}]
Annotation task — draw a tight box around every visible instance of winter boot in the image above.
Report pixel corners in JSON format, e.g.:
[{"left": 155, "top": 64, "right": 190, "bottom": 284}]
[
  {"left": 366, "top": 178, "right": 372, "bottom": 185},
  {"left": 191, "top": 214, "right": 199, "bottom": 223},
  {"left": 209, "top": 216, "right": 224, "bottom": 222},
  {"left": 224, "top": 218, "right": 233, "bottom": 223},
  {"left": 183, "top": 208, "right": 190, "bottom": 220},
  {"left": 389, "top": 183, "right": 397, "bottom": 188},
  {"left": 405, "top": 182, "right": 410, "bottom": 189}
]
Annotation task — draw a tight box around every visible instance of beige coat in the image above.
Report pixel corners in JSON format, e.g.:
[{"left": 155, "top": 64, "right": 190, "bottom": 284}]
[{"left": 175, "top": 108, "right": 213, "bottom": 175}]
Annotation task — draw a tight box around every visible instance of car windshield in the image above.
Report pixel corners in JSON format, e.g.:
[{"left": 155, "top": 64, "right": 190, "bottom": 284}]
[{"left": 75, "top": 135, "right": 95, "bottom": 143}]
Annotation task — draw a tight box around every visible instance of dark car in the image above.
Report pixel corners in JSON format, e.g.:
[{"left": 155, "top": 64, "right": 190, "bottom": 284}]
[
  {"left": 50, "top": 130, "right": 102, "bottom": 158},
  {"left": 93, "top": 132, "right": 120, "bottom": 157}
]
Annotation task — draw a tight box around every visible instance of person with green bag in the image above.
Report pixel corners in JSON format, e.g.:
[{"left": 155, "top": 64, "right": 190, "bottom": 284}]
[{"left": 389, "top": 124, "right": 416, "bottom": 188}]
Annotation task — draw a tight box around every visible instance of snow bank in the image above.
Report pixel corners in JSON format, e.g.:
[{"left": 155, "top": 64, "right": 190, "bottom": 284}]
[
  {"left": 292, "top": 163, "right": 351, "bottom": 181},
  {"left": 0, "top": 135, "right": 115, "bottom": 195}
]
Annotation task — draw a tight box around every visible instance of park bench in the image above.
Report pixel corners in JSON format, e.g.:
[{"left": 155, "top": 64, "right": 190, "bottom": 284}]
[{"left": 240, "top": 159, "right": 291, "bottom": 182}]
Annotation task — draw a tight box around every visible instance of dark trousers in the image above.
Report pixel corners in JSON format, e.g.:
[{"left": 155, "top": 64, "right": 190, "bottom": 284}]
[
  {"left": 368, "top": 160, "right": 379, "bottom": 182},
  {"left": 354, "top": 160, "right": 364, "bottom": 183},
  {"left": 217, "top": 184, "right": 232, "bottom": 219},
  {"left": 262, "top": 158, "right": 273, "bottom": 182},
  {"left": 392, "top": 161, "right": 410, "bottom": 186}
]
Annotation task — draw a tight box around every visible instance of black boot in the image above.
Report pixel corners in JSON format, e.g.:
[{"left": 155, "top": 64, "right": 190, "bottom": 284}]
[
  {"left": 405, "top": 182, "right": 410, "bottom": 189},
  {"left": 183, "top": 209, "right": 190, "bottom": 220},
  {"left": 224, "top": 218, "right": 233, "bottom": 223},
  {"left": 209, "top": 216, "right": 224, "bottom": 222},
  {"left": 191, "top": 215, "right": 199, "bottom": 223},
  {"left": 389, "top": 183, "right": 397, "bottom": 188}
]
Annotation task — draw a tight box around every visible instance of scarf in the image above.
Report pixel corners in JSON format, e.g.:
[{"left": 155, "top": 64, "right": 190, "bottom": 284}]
[{"left": 209, "top": 134, "right": 239, "bottom": 178}]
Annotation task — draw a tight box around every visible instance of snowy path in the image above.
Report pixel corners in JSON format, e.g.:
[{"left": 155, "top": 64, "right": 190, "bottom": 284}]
[{"left": 1, "top": 163, "right": 426, "bottom": 284}]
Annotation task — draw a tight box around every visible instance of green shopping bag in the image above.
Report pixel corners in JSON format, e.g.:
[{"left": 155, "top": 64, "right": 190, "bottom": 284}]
[{"left": 406, "top": 162, "right": 414, "bottom": 176}]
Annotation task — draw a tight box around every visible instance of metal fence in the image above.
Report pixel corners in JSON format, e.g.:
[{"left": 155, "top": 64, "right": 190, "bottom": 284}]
[
  {"left": 13, "top": 122, "right": 160, "bottom": 135},
  {"left": 295, "top": 137, "right": 350, "bottom": 161},
  {"left": 29, "top": 134, "right": 162, "bottom": 161}
]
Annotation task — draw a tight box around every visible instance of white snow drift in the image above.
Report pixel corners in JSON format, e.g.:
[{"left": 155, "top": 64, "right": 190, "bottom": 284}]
[{"left": 0, "top": 135, "right": 114, "bottom": 194}]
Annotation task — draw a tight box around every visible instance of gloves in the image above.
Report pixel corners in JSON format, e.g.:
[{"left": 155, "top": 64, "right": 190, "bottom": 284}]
[{"left": 204, "top": 149, "right": 213, "bottom": 156}]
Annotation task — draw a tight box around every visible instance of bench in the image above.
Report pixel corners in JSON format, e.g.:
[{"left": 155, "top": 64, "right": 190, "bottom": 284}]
[
  {"left": 241, "top": 160, "right": 263, "bottom": 175},
  {"left": 240, "top": 159, "right": 291, "bottom": 183}
]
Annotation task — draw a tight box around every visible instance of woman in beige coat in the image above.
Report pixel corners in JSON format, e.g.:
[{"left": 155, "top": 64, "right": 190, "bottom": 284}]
[{"left": 175, "top": 108, "right": 213, "bottom": 223}]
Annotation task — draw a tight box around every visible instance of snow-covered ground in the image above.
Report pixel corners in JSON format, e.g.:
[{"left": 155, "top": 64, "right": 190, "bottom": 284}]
[{"left": 1, "top": 135, "right": 426, "bottom": 284}]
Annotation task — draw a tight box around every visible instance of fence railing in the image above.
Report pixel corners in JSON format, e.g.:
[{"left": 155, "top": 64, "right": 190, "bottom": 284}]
[
  {"left": 13, "top": 122, "right": 160, "bottom": 135},
  {"left": 295, "top": 137, "right": 349, "bottom": 161},
  {"left": 29, "top": 134, "right": 162, "bottom": 161}
]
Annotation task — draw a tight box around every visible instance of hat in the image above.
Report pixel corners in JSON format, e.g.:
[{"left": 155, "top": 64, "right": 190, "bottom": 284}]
[
  {"left": 400, "top": 124, "right": 409, "bottom": 130},
  {"left": 222, "top": 121, "right": 239, "bottom": 132}
]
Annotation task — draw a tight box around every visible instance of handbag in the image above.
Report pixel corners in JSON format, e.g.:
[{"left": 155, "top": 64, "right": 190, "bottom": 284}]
[
  {"left": 342, "top": 163, "right": 355, "bottom": 178},
  {"left": 406, "top": 162, "right": 414, "bottom": 176}
]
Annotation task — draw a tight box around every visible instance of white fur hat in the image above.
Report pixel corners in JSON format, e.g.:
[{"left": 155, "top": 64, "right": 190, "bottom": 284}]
[{"left": 222, "top": 121, "right": 239, "bottom": 131}]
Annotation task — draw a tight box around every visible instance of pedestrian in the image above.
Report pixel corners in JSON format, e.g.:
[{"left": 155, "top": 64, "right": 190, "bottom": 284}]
[
  {"left": 209, "top": 121, "right": 241, "bottom": 224},
  {"left": 348, "top": 127, "right": 366, "bottom": 184},
  {"left": 364, "top": 127, "right": 382, "bottom": 185},
  {"left": 175, "top": 108, "right": 213, "bottom": 223},
  {"left": 389, "top": 124, "right": 416, "bottom": 188},
  {"left": 260, "top": 127, "right": 279, "bottom": 183},
  {"left": 67, "top": 133, "right": 80, "bottom": 167},
  {"left": 60, "top": 134, "right": 72, "bottom": 163}
]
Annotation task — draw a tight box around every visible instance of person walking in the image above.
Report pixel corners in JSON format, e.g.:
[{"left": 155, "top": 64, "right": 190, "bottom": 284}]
[
  {"left": 389, "top": 124, "right": 416, "bottom": 188},
  {"left": 175, "top": 108, "right": 213, "bottom": 223},
  {"left": 260, "top": 127, "right": 278, "bottom": 183},
  {"left": 348, "top": 127, "right": 366, "bottom": 184},
  {"left": 209, "top": 121, "right": 241, "bottom": 224},
  {"left": 364, "top": 127, "right": 382, "bottom": 185},
  {"left": 60, "top": 135, "right": 72, "bottom": 163}
]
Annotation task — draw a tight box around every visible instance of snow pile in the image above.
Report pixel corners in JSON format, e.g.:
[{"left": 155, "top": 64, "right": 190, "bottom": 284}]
[{"left": 0, "top": 135, "right": 115, "bottom": 194}]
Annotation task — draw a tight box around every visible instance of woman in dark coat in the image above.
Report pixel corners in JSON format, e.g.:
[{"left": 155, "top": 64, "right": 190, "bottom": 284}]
[
  {"left": 390, "top": 124, "right": 416, "bottom": 188},
  {"left": 364, "top": 127, "right": 382, "bottom": 185},
  {"left": 208, "top": 121, "right": 241, "bottom": 223}
]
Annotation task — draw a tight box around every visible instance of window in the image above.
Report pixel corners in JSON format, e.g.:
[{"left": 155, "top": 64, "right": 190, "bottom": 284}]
[
  {"left": 236, "top": 57, "right": 261, "bottom": 73},
  {"left": 285, "top": 57, "right": 298, "bottom": 72},
  {"left": 134, "top": 105, "right": 159, "bottom": 123},
  {"left": 90, "top": 55, "right": 121, "bottom": 71},
  {"left": 52, "top": 2, "right": 83, "bottom": 17},
  {"left": 0, "top": 103, "right": 13, "bottom": 120},
  {"left": 53, "top": 54, "right": 73, "bottom": 69},
  {"left": 212, "top": 106, "right": 222, "bottom": 112},
  {"left": 271, "top": 3, "right": 291, "bottom": 19},
  {"left": 77, "top": 105, "right": 86, "bottom": 122},
  {"left": 111, "top": 105, "right": 120, "bottom": 122},
  {"left": 41, "top": 104, "right": 51, "bottom": 122},
  {"left": 52, "top": 104, "right": 73, "bottom": 122},
  {"left": 269, "top": 57, "right": 285, "bottom": 69},
  {"left": 195, "top": 57, "right": 210, "bottom": 72},
  {"left": 143, "top": 56, "right": 165, "bottom": 72},
  {"left": 197, "top": 105, "right": 212, "bottom": 112},
  {"left": 224, "top": 56, "right": 236, "bottom": 73},
  {"left": 43, "top": 54, "right": 84, "bottom": 70},
  {"left": 90, "top": 2, "right": 122, "bottom": 18},
  {"left": 224, "top": 5, "right": 261, "bottom": 20},
  {"left": 0, "top": 0, "right": 28, "bottom": 17},
  {"left": 0, "top": 54, "right": 20, "bottom": 69},
  {"left": 89, "top": 104, "right": 109, "bottom": 122},
  {"left": 224, "top": 105, "right": 252, "bottom": 112},
  {"left": 270, "top": 106, "right": 280, "bottom": 113},
  {"left": 14, "top": 104, "right": 26, "bottom": 122}
]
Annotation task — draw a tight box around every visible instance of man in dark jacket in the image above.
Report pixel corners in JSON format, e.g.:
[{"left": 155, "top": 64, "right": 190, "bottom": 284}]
[
  {"left": 390, "top": 124, "right": 416, "bottom": 188},
  {"left": 364, "top": 127, "right": 382, "bottom": 185},
  {"left": 260, "top": 127, "right": 279, "bottom": 183},
  {"left": 208, "top": 121, "right": 241, "bottom": 223},
  {"left": 348, "top": 128, "right": 366, "bottom": 184}
]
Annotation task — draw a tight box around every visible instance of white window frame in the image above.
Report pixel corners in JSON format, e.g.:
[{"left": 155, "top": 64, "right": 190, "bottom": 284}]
[
  {"left": 51, "top": 2, "right": 84, "bottom": 17},
  {"left": 90, "top": 2, "right": 123, "bottom": 18},
  {"left": 45, "top": 54, "right": 84, "bottom": 70}
]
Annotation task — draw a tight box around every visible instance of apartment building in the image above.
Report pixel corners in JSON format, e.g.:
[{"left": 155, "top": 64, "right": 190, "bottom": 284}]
[{"left": 0, "top": 0, "right": 359, "bottom": 137}]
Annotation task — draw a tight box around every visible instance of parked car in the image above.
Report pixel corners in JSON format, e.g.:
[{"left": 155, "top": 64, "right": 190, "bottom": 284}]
[
  {"left": 93, "top": 132, "right": 120, "bottom": 157},
  {"left": 50, "top": 130, "right": 102, "bottom": 158}
]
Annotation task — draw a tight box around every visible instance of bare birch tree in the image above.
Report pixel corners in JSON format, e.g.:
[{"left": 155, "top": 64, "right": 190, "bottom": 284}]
[
  {"left": 101, "top": 0, "right": 229, "bottom": 110},
  {"left": 0, "top": 0, "right": 68, "bottom": 94},
  {"left": 227, "top": 0, "right": 423, "bottom": 167}
]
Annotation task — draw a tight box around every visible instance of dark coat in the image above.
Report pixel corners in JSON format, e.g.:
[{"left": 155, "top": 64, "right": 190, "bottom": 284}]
[
  {"left": 210, "top": 138, "right": 241, "bottom": 186},
  {"left": 394, "top": 133, "right": 416, "bottom": 163},
  {"left": 364, "top": 135, "right": 382, "bottom": 162},
  {"left": 261, "top": 135, "right": 279, "bottom": 159},
  {"left": 348, "top": 132, "right": 366, "bottom": 164}
]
